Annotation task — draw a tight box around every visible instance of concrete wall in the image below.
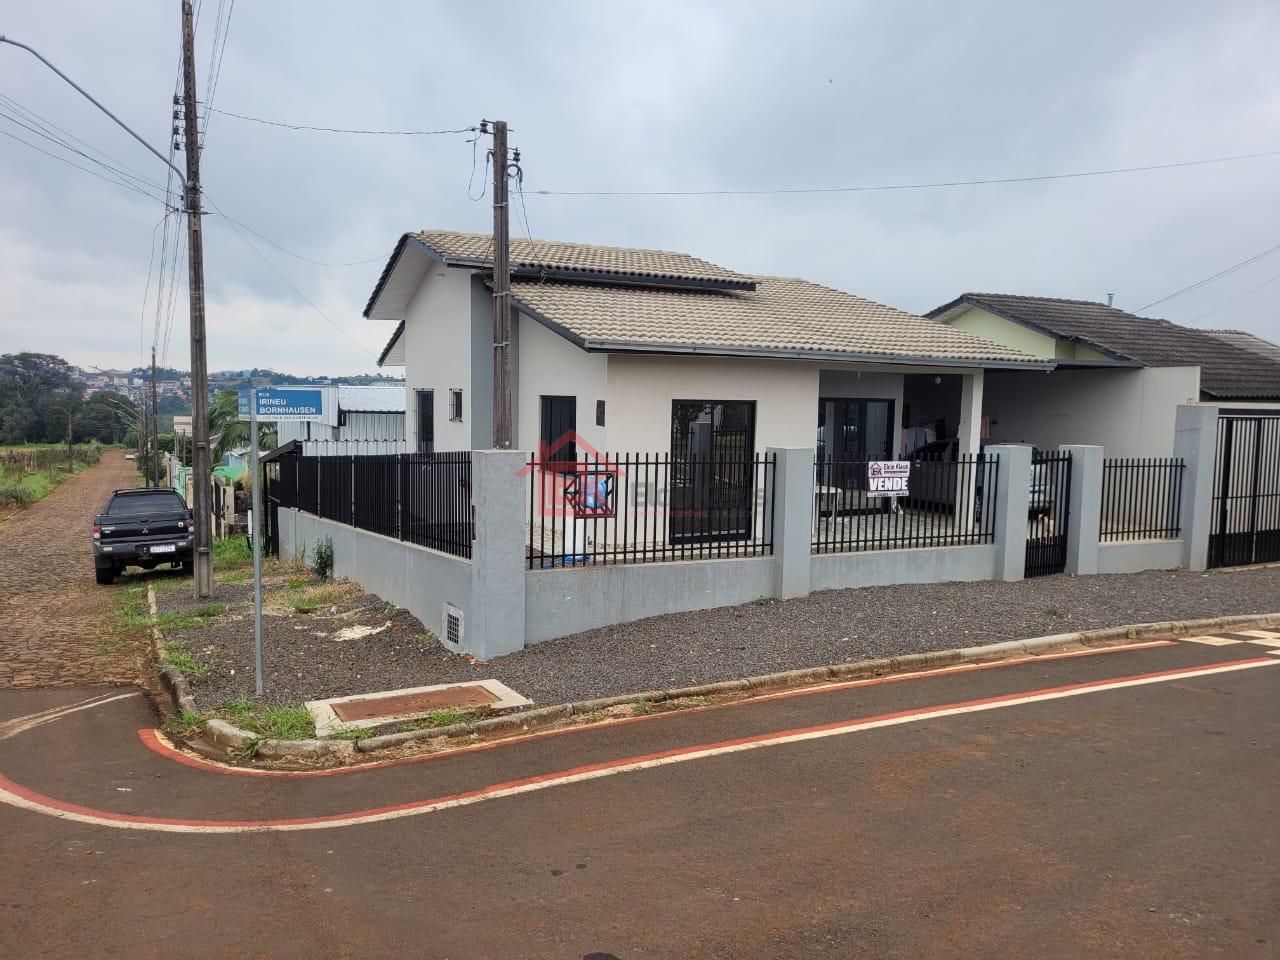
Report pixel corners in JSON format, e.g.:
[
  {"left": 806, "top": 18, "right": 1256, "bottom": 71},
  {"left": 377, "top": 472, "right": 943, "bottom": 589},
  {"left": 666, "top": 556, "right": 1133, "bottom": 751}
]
[
  {"left": 403, "top": 266, "right": 474, "bottom": 453},
  {"left": 1097, "top": 539, "right": 1185, "bottom": 574},
  {"left": 525, "top": 557, "right": 775, "bottom": 645},
  {"left": 277, "top": 508, "right": 472, "bottom": 651},
  {"left": 982, "top": 365, "right": 1200, "bottom": 457},
  {"left": 811, "top": 544, "right": 997, "bottom": 592}
]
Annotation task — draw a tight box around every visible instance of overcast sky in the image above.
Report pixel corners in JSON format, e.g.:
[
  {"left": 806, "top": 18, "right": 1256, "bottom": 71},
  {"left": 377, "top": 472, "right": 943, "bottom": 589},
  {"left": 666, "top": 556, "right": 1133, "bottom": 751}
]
[{"left": 2, "top": 0, "right": 1278, "bottom": 375}]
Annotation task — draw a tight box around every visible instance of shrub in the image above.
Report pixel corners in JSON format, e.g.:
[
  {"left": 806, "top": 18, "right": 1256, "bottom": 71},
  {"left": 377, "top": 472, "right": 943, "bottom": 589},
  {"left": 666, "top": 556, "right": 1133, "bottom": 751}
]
[{"left": 311, "top": 536, "right": 334, "bottom": 580}]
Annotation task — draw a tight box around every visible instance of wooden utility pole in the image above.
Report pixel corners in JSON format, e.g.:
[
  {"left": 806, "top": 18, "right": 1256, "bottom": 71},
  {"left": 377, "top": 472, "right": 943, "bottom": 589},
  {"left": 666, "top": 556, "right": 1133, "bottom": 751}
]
[
  {"left": 489, "top": 119, "right": 512, "bottom": 449},
  {"left": 181, "top": 0, "right": 214, "bottom": 596},
  {"left": 150, "top": 346, "right": 160, "bottom": 487}
]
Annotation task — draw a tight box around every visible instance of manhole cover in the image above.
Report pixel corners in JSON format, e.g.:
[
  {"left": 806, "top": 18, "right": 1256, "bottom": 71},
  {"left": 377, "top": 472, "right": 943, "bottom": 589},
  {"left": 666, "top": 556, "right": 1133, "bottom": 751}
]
[{"left": 332, "top": 685, "right": 499, "bottom": 722}]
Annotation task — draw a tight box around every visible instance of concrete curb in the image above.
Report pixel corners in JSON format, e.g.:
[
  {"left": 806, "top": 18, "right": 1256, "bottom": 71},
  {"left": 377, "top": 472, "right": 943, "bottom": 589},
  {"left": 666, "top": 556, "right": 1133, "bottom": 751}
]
[{"left": 150, "top": 602, "right": 1279, "bottom": 765}]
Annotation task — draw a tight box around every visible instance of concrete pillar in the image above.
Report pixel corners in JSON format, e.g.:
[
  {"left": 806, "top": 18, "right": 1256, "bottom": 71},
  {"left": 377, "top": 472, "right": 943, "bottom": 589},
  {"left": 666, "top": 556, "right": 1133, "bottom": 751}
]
[
  {"left": 1173, "top": 404, "right": 1218, "bottom": 571},
  {"left": 1060, "top": 444, "right": 1103, "bottom": 575},
  {"left": 954, "top": 370, "right": 985, "bottom": 527},
  {"left": 766, "top": 447, "right": 815, "bottom": 599},
  {"left": 466, "top": 449, "right": 529, "bottom": 659},
  {"left": 988, "top": 443, "right": 1031, "bottom": 582}
]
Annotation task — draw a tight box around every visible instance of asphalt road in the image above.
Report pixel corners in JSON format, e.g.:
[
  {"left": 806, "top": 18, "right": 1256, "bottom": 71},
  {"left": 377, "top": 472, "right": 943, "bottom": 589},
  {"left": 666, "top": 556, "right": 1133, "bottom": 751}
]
[{"left": 1, "top": 637, "right": 1277, "bottom": 959}]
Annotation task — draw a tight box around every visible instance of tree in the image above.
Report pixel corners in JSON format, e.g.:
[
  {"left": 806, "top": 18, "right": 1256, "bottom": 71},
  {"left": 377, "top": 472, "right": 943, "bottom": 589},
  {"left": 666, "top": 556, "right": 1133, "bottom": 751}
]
[
  {"left": 75, "top": 391, "right": 137, "bottom": 444},
  {"left": 0, "top": 353, "right": 83, "bottom": 444},
  {"left": 208, "top": 389, "right": 276, "bottom": 461}
]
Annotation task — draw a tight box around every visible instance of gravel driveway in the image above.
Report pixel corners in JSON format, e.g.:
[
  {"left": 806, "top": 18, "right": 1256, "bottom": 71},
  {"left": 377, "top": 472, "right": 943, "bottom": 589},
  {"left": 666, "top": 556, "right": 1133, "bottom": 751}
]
[{"left": 163, "top": 564, "right": 1280, "bottom": 711}]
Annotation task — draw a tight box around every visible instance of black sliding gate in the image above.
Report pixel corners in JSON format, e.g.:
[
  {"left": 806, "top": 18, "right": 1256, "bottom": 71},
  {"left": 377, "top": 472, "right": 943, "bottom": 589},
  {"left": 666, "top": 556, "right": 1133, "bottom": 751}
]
[
  {"left": 1209, "top": 414, "right": 1280, "bottom": 568},
  {"left": 1025, "top": 451, "right": 1072, "bottom": 578}
]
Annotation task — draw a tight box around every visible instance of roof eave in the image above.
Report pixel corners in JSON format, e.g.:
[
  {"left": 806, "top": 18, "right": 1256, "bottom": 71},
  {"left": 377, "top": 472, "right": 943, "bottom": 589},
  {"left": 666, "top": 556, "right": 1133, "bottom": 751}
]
[{"left": 579, "top": 339, "right": 1054, "bottom": 370}]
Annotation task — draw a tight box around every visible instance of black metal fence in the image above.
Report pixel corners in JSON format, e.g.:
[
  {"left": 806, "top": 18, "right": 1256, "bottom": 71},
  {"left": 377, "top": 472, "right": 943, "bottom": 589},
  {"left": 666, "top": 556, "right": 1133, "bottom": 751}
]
[
  {"left": 1100, "top": 457, "right": 1185, "bottom": 542},
  {"left": 1210, "top": 415, "right": 1280, "bottom": 568},
  {"left": 277, "top": 451, "right": 473, "bottom": 558},
  {"left": 811, "top": 453, "right": 999, "bottom": 554},
  {"left": 527, "top": 452, "right": 776, "bottom": 568},
  {"left": 1024, "top": 451, "right": 1073, "bottom": 578}
]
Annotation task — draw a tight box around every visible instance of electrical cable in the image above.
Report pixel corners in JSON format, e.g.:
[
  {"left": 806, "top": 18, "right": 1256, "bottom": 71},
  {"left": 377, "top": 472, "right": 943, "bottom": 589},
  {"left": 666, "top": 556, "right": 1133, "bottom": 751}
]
[
  {"left": 204, "top": 106, "right": 475, "bottom": 136},
  {"left": 1136, "top": 240, "right": 1280, "bottom": 311}
]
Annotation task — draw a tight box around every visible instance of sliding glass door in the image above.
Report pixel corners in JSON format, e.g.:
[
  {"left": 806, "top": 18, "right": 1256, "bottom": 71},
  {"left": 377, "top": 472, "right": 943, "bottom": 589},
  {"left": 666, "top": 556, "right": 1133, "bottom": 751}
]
[{"left": 816, "top": 398, "right": 895, "bottom": 513}]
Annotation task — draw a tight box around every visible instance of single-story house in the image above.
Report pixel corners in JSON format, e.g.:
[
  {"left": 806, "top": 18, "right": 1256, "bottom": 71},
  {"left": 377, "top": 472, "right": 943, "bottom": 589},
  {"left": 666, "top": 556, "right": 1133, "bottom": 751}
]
[
  {"left": 927, "top": 293, "right": 1280, "bottom": 457},
  {"left": 369, "top": 231, "right": 1049, "bottom": 482}
]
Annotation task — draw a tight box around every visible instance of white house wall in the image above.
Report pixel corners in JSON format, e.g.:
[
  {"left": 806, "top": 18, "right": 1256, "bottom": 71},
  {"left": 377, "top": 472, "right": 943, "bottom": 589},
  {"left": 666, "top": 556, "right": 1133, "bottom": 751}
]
[
  {"left": 605, "top": 354, "right": 819, "bottom": 453},
  {"left": 403, "top": 265, "right": 474, "bottom": 452},
  {"left": 515, "top": 312, "right": 609, "bottom": 453},
  {"left": 983, "top": 365, "right": 1200, "bottom": 457}
]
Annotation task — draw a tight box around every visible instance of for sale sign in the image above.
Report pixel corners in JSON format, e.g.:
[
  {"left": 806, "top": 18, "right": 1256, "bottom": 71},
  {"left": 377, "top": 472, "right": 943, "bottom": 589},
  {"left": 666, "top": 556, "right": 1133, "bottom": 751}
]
[{"left": 867, "top": 460, "right": 910, "bottom": 497}]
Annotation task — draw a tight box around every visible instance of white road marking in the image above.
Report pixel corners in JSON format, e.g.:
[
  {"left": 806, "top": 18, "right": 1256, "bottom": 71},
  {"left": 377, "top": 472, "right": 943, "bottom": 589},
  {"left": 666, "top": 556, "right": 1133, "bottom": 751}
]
[
  {"left": 1182, "top": 636, "right": 1242, "bottom": 646},
  {"left": 0, "top": 692, "right": 141, "bottom": 742},
  {"left": 0, "top": 658, "right": 1274, "bottom": 835}
]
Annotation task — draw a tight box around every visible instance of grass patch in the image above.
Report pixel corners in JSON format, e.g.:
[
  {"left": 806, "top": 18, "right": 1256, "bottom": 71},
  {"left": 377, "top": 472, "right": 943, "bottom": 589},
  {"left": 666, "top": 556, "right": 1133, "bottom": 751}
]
[
  {"left": 96, "top": 584, "right": 151, "bottom": 651},
  {"left": 631, "top": 698, "right": 654, "bottom": 716},
  {"left": 1046, "top": 602, "right": 1063, "bottom": 618},
  {"left": 193, "top": 602, "right": 225, "bottom": 618},
  {"left": 161, "top": 710, "right": 203, "bottom": 738},
  {"left": 400, "top": 707, "right": 488, "bottom": 731},
  {"left": 151, "top": 575, "right": 190, "bottom": 595},
  {"left": 287, "top": 595, "right": 318, "bottom": 614},
  {"left": 213, "top": 536, "right": 252, "bottom": 569},
  {"left": 216, "top": 568, "right": 251, "bottom": 584},
  {"left": 216, "top": 698, "right": 315, "bottom": 740},
  {"left": 160, "top": 639, "right": 220, "bottom": 681}
]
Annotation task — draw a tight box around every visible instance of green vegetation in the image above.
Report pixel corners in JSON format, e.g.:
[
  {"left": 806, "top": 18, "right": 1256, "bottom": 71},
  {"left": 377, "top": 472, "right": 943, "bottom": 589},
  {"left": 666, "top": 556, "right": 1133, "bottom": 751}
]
[
  {"left": 401, "top": 707, "right": 489, "bottom": 731},
  {"left": 208, "top": 389, "right": 276, "bottom": 461},
  {"left": 0, "top": 442, "right": 103, "bottom": 509},
  {"left": 161, "top": 710, "right": 204, "bottom": 738},
  {"left": 311, "top": 536, "right": 334, "bottom": 579},
  {"left": 631, "top": 698, "right": 654, "bottom": 715},
  {"left": 213, "top": 535, "right": 252, "bottom": 568},
  {"left": 216, "top": 699, "right": 315, "bottom": 740},
  {"left": 1046, "top": 602, "right": 1063, "bottom": 618},
  {"left": 1, "top": 353, "right": 134, "bottom": 446},
  {"left": 216, "top": 567, "right": 251, "bottom": 584},
  {"left": 287, "top": 595, "right": 318, "bottom": 614},
  {"left": 160, "top": 639, "right": 221, "bottom": 681}
]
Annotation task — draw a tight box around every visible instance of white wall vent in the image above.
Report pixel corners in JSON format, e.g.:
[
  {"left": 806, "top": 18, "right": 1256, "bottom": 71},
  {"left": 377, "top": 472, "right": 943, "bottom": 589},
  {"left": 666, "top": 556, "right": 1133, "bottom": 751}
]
[{"left": 443, "top": 603, "right": 464, "bottom": 649}]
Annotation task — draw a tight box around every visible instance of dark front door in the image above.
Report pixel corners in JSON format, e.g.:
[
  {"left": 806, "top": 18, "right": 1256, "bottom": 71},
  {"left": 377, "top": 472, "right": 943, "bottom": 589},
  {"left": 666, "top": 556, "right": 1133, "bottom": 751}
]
[
  {"left": 816, "top": 398, "right": 894, "bottom": 514},
  {"left": 416, "top": 390, "right": 434, "bottom": 454},
  {"left": 540, "top": 396, "right": 577, "bottom": 463},
  {"left": 669, "top": 400, "right": 756, "bottom": 544}
]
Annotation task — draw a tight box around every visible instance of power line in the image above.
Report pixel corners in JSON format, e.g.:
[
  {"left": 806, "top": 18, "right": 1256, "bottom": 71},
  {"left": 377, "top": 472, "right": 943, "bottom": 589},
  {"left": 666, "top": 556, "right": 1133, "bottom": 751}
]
[
  {"left": 1188, "top": 268, "right": 1280, "bottom": 324},
  {"left": 199, "top": 0, "right": 235, "bottom": 147},
  {"left": 1136, "top": 240, "right": 1280, "bottom": 312},
  {"left": 204, "top": 193, "right": 378, "bottom": 358},
  {"left": 204, "top": 211, "right": 385, "bottom": 265},
  {"left": 531, "top": 149, "right": 1280, "bottom": 198},
  {"left": 204, "top": 106, "right": 476, "bottom": 136},
  {"left": 0, "top": 125, "right": 176, "bottom": 207}
]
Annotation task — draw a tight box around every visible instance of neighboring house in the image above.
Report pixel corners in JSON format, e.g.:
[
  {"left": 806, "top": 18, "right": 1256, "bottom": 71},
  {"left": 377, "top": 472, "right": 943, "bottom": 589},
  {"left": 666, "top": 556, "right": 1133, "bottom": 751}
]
[
  {"left": 1203, "top": 328, "right": 1280, "bottom": 365},
  {"left": 275, "top": 384, "right": 406, "bottom": 453},
  {"left": 927, "top": 293, "right": 1280, "bottom": 457},
  {"left": 369, "top": 231, "right": 1048, "bottom": 478}
]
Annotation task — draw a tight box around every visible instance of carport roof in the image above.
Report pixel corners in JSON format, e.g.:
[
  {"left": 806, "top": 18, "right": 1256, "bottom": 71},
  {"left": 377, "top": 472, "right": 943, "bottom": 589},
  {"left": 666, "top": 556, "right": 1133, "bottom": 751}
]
[{"left": 929, "top": 293, "right": 1280, "bottom": 399}]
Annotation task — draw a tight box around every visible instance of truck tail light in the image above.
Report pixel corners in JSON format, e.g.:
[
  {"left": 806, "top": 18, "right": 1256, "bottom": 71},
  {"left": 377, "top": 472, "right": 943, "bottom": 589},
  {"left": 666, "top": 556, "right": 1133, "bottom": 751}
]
[{"left": 92, "top": 524, "right": 101, "bottom": 540}]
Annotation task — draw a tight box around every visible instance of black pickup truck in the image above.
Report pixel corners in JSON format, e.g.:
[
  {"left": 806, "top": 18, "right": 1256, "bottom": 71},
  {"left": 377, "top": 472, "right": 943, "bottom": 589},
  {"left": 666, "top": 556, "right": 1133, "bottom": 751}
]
[{"left": 92, "top": 488, "right": 194, "bottom": 585}]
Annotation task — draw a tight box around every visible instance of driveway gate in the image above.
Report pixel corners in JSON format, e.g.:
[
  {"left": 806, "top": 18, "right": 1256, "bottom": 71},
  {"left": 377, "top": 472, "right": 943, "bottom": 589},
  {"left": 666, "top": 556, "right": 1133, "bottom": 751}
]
[
  {"left": 1209, "top": 414, "right": 1280, "bottom": 568},
  {"left": 1025, "top": 451, "right": 1072, "bottom": 578}
]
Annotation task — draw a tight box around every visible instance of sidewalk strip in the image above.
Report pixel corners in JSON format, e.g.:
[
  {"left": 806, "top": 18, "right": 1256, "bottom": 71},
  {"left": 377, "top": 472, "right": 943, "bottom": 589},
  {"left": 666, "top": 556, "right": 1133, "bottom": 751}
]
[{"left": 0, "top": 656, "right": 1273, "bottom": 834}]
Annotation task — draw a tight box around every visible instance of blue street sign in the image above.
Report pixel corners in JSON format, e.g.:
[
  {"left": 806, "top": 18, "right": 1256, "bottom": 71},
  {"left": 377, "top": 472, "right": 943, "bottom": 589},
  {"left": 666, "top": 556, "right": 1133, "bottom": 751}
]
[{"left": 238, "top": 387, "right": 325, "bottom": 421}]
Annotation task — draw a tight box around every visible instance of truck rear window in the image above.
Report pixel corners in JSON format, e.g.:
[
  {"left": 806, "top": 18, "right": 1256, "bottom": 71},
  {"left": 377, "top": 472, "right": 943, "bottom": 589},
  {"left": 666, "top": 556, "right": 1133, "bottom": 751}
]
[{"left": 106, "top": 492, "right": 186, "bottom": 516}]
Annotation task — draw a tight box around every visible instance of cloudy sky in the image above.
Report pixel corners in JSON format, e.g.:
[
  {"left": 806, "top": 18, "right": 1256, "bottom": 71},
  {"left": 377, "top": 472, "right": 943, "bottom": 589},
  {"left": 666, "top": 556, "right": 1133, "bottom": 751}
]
[{"left": 2, "top": 0, "right": 1278, "bottom": 375}]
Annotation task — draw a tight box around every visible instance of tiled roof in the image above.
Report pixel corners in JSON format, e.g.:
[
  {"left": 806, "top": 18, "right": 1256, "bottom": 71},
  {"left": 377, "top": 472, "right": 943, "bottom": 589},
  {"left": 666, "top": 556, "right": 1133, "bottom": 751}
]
[
  {"left": 412, "top": 230, "right": 756, "bottom": 289},
  {"left": 510, "top": 276, "right": 1040, "bottom": 365},
  {"left": 1203, "top": 328, "right": 1280, "bottom": 365},
  {"left": 930, "top": 293, "right": 1280, "bottom": 399}
]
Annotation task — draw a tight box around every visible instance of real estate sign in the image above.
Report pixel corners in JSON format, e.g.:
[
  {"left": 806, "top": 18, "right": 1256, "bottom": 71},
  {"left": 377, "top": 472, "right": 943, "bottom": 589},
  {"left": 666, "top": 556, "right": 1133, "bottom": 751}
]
[{"left": 867, "top": 460, "right": 910, "bottom": 497}]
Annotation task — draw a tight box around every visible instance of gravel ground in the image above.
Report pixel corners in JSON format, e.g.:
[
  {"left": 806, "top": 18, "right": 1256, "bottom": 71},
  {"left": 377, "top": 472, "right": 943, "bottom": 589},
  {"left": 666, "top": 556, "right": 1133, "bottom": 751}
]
[{"left": 157, "top": 563, "right": 1280, "bottom": 711}]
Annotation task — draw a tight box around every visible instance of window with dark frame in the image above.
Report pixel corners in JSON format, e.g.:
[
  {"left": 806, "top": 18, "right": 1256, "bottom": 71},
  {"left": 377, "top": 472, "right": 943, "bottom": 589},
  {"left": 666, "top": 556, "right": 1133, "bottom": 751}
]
[
  {"left": 449, "top": 389, "right": 463, "bottom": 422},
  {"left": 415, "top": 389, "right": 434, "bottom": 454}
]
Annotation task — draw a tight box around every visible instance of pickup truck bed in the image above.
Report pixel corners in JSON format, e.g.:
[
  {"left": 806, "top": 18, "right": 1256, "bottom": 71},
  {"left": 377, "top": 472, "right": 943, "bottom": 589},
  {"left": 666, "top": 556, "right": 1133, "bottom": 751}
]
[{"left": 92, "top": 488, "right": 194, "bottom": 585}]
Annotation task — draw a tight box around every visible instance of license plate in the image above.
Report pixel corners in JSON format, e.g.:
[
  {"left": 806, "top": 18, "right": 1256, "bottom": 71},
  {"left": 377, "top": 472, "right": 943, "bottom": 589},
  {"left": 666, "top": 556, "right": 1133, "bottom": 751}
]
[{"left": 151, "top": 544, "right": 176, "bottom": 555}]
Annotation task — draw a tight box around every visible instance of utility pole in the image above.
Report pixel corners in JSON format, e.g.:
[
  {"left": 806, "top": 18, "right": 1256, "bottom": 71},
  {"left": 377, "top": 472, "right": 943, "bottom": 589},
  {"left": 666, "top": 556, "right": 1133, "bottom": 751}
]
[
  {"left": 150, "top": 346, "right": 160, "bottom": 488},
  {"left": 180, "top": 0, "right": 214, "bottom": 596},
  {"left": 488, "top": 119, "right": 512, "bottom": 449},
  {"left": 140, "top": 388, "right": 150, "bottom": 487}
]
